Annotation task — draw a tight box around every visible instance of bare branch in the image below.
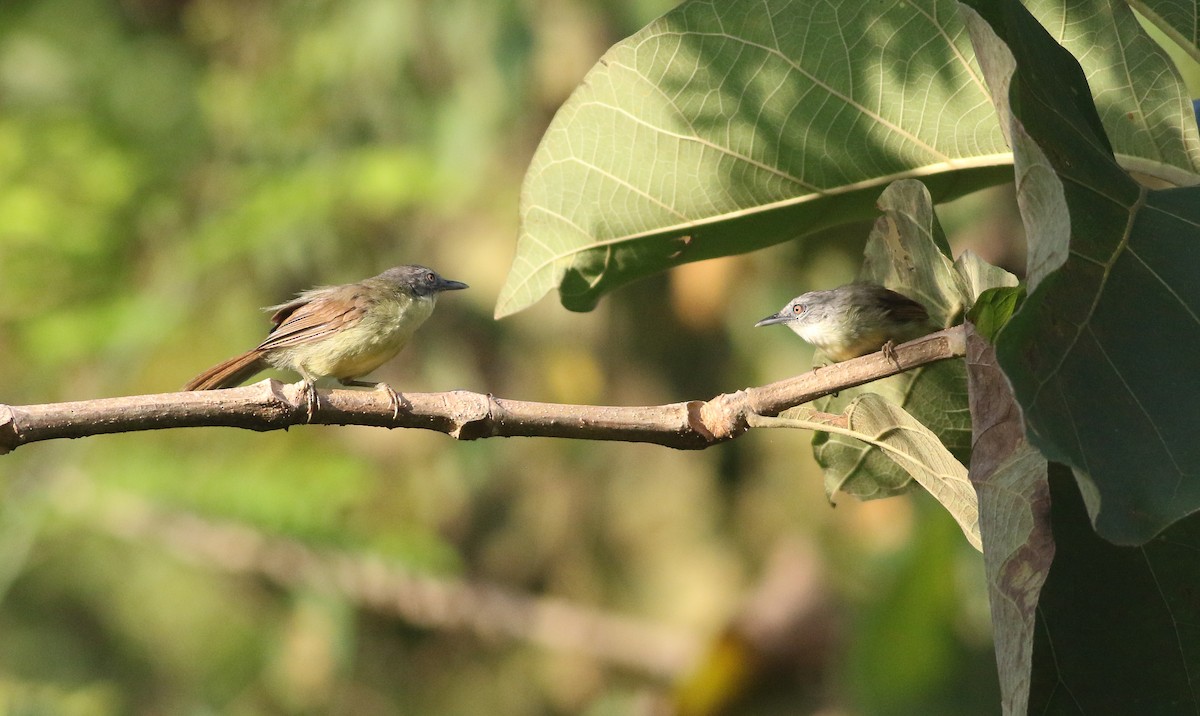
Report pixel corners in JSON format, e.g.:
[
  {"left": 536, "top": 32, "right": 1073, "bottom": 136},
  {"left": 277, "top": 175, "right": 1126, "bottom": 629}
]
[
  {"left": 59, "top": 482, "right": 701, "bottom": 679},
  {"left": 0, "top": 326, "right": 966, "bottom": 454}
]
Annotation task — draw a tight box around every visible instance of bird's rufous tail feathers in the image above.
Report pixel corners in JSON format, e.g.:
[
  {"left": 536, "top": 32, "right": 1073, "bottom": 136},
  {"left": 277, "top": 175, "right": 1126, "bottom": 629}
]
[{"left": 183, "top": 351, "right": 268, "bottom": 391}]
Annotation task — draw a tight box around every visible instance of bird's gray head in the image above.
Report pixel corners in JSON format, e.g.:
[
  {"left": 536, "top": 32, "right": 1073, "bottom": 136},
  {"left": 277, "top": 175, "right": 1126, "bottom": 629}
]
[
  {"left": 754, "top": 289, "right": 838, "bottom": 329},
  {"left": 378, "top": 265, "right": 469, "bottom": 298}
]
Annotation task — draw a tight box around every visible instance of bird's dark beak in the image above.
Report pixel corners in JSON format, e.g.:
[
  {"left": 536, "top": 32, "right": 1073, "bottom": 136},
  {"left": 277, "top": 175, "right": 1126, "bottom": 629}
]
[
  {"left": 754, "top": 312, "right": 790, "bottom": 327},
  {"left": 437, "top": 277, "right": 469, "bottom": 292}
]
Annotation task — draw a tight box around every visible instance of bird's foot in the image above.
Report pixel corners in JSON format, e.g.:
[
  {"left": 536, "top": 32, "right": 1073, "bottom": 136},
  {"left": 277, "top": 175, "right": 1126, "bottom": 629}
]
[
  {"left": 341, "top": 379, "right": 403, "bottom": 421},
  {"left": 882, "top": 340, "right": 901, "bottom": 369},
  {"left": 377, "top": 382, "right": 402, "bottom": 421}
]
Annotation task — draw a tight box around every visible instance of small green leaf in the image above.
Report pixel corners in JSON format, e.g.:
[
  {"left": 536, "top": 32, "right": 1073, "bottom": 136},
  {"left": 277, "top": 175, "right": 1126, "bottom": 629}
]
[
  {"left": 954, "top": 250, "right": 1020, "bottom": 311},
  {"left": 967, "top": 285, "right": 1025, "bottom": 342}
]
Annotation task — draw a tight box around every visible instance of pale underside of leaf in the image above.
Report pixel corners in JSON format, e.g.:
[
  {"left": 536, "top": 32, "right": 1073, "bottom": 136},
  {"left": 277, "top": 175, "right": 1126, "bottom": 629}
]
[
  {"left": 1129, "top": 0, "right": 1200, "bottom": 65},
  {"left": 499, "top": 0, "right": 1200, "bottom": 318},
  {"left": 498, "top": 0, "right": 1016, "bottom": 317},
  {"left": 753, "top": 398, "right": 982, "bottom": 551}
]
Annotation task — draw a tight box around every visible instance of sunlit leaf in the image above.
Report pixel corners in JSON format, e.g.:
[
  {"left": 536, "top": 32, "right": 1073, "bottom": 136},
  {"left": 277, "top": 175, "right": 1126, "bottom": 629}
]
[
  {"left": 498, "top": 0, "right": 1200, "bottom": 318},
  {"left": 1025, "top": 1, "right": 1200, "bottom": 181},
  {"left": 497, "top": 0, "right": 1013, "bottom": 317},
  {"left": 846, "top": 395, "right": 980, "bottom": 550},
  {"left": 1116, "top": 0, "right": 1200, "bottom": 67},
  {"left": 814, "top": 360, "right": 970, "bottom": 501}
]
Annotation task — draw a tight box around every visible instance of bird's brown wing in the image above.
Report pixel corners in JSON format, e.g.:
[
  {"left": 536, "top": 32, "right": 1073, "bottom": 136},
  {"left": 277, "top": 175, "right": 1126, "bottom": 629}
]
[
  {"left": 890, "top": 297, "right": 930, "bottom": 323},
  {"left": 874, "top": 285, "right": 930, "bottom": 323},
  {"left": 255, "top": 286, "right": 368, "bottom": 351}
]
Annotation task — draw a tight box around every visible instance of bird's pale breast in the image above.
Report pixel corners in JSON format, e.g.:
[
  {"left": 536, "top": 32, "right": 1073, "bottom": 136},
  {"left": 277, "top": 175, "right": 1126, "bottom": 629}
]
[{"left": 269, "top": 293, "right": 437, "bottom": 380}]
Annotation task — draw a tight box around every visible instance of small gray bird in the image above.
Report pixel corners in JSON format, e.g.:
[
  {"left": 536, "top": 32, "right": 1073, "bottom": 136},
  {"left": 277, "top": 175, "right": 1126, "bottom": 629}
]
[
  {"left": 755, "top": 283, "right": 933, "bottom": 362},
  {"left": 185, "top": 265, "right": 467, "bottom": 417}
]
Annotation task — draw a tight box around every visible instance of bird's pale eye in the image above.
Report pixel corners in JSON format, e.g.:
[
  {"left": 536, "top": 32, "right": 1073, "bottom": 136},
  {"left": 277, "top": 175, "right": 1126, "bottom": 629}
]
[
  {"left": 426, "top": 272, "right": 436, "bottom": 283},
  {"left": 792, "top": 304, "right": 805, "bottom": 315}
]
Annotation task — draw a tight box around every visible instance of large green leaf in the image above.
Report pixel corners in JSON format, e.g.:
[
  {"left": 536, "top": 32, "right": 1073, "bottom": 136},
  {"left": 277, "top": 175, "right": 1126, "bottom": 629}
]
[
  {"left": 1030, "top": 468, "right": 1200, "bottom": 713},
  {"left": 966, "top": 0, "right": 1200, "bottom": 544},
  {"left": 498, "top": 0, "right": 1200, "bottom": 318},
  {"left": 496, "top": 0, "right": 1012, "bottom": 317}
]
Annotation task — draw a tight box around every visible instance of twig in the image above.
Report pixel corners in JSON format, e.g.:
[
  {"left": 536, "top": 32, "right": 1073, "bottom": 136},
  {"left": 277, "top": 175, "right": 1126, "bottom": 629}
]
[{"left": 0, "top": 326, "right": 966, "bottom": 454}]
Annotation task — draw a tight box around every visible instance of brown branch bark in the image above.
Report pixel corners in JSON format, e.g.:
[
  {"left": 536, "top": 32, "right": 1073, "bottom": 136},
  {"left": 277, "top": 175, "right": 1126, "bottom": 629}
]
[{"left": 0, "top": 326, "right": 966, "bottom": 454}]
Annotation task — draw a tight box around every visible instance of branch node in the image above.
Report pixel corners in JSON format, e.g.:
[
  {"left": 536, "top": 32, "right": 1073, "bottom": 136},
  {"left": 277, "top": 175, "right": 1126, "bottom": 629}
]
[
  {"left": 263, "top": 379, "right": 310, "bottom": 426},
  {"left": 448, "top": 390, "right": 494, "bottom": 440},
  {"left": 264, "top": 378, "right": 288, "bottom": 403},
  {"left": 685, "top": 401, "right": 716, "bottom": 441},
  {"left": 0, "top": 405, "right": 18, "bottom": 455},
  {"left": 696, "top": 392, "right": 750, "bottom": 441}
]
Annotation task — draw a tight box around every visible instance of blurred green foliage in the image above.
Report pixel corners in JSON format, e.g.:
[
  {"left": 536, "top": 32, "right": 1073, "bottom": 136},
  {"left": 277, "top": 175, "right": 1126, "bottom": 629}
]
[{"left": 0, "top": 0, "right": 1003, "bottom": 713}]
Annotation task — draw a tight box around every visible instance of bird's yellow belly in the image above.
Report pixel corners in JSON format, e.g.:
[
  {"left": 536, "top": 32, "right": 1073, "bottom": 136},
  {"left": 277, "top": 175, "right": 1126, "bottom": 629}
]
[{"left": 271, "top": 294, "right": 436, "bottom": 381}]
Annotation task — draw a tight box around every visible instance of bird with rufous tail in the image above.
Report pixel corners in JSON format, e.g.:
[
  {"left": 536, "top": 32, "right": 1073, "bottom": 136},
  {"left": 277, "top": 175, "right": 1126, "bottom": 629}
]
[{"left": 184, "top": 265, "right": 468, "bottom": 420}]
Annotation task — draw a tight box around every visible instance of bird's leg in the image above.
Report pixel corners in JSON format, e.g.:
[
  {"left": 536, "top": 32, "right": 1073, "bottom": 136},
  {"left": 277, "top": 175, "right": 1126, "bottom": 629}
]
[
  {"left": 341, "top": 379, "right": 402, "bottom": 421},
  {"left": 300, "top": 377, "right": 319, "bottom": 423}
]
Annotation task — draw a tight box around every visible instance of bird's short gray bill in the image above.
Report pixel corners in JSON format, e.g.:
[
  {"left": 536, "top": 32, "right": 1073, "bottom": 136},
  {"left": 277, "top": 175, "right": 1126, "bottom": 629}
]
[
  {"left": 754, "top": 312, "right": 790, "bottom": 327},
  {"left": 438, "top": 278, "right": 469, "bottom": 292}
]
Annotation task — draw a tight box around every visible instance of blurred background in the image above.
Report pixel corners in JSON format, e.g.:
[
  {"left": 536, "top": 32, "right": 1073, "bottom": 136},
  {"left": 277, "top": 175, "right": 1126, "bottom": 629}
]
[{"left": 0, "top": 0, "right": 1023, "bottom": 713}]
